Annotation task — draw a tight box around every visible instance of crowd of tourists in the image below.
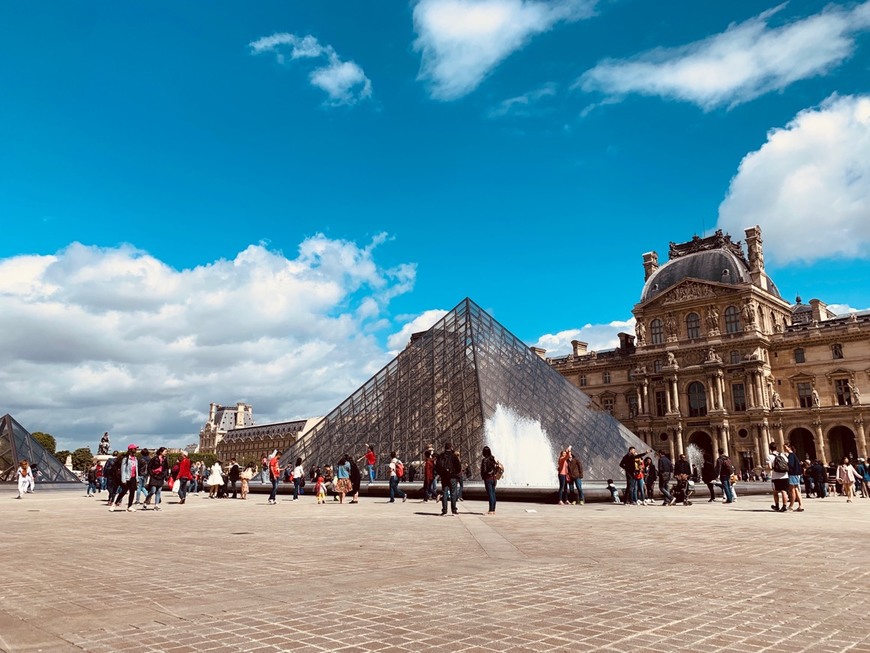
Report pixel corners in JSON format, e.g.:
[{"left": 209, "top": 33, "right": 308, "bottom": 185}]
[
  {"left": 74, "top": 440, "right": 503, "bottom": 516},
  {"left": 554, "top": 442, "right": 870, "bottom": 510}
]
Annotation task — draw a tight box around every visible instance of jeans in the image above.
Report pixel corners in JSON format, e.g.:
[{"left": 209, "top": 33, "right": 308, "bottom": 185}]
[
  {"left": 293, "top": 478, "right": 302, "bottom": 500},
  {"left": 558, "top": 474, "right": 569, "bottom": 503},
  {"left": 177, "top": 478, "right": 188, "bottom": 501},
  {"left": 484, "top": 479, "right": 497, "bottom": 512},
  {"left": 367, "top": 464, "right": 375, "bottom": 482},
  {"left": 136, "top": 476, "right": 148, "bottom": 503},
  {"left": 100, "top": 477, "right": 107, "bottom": 491},
  {"left": 87, "top": 481, "right": 97, "bottom": 495},
  {"left": 570, "top": 478, "right": 584, "bottom": 503},
  {"left": 816, "top": 478, "right": 827, "bottom": 498},
  {"left": 188, "top": 478, "right": 198, "bottom": 494},
  {"left": 624, "top": 474, "right": 635, "bottom": 503},
  {"left": 145, "top": 484, "right": 163, "bottom": 506},
  {"left": 721, "top": 477, "right": 734, "bottom": 502},
  {"left": 659, "top": 472, "right": 674, "bottom": 502},
  {"left": 441, "top": 478, "right": 458, "bottom": 514},
  {"left": 228, "top": 479, "right": 238, "bottom": 498},
  {"left": 389, "top": 476, "right": 406, "bottom": 502},
  {"left": 269, "top": 478, "right": 279, "bottom": 501},
  {"left": 634, "top": 478, "right": 646, "bottom": 502}
]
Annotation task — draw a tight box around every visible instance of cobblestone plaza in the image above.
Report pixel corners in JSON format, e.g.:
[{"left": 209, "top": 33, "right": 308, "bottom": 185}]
[{"left": 2, "top": 487, "right": 868, "bottom": 653}]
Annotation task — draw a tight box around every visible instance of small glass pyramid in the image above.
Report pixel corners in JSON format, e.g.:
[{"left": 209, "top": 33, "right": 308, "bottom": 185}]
[{"left": 0, "top": 414, "right": 83, "bottom": 483}]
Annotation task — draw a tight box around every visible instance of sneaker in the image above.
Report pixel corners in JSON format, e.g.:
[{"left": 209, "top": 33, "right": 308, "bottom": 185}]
[
  {"left": 108, "top": 505, "right": 115, "bottom": 512},
  {"left": 402, "top": 496, "right": 407, "bottom": 503},
  {"left": 579, "top": 500, "right": 584, "bottom": 505},
  {"left": 635, "top": 500, "right": 642, "bottom": 506},
  {"left": 141, "top": 505, "right": 149, "bottom": 510},
  {"left": 669, "top": 497, "right": 677, "bottom": 506},
  {"left": 126, "top": 507, "right": 134, "bottom": 512},
  {"left": 154, "top": 506, "right": 161, "bottom": 511}
]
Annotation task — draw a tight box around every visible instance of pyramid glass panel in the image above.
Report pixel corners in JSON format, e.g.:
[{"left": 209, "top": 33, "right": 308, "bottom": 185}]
[
  {"left": 0, "top": 414, "right": 82, "bottom": 483},
  {"left": 279, "top": 299, "right": 649, "bottom": 484}
]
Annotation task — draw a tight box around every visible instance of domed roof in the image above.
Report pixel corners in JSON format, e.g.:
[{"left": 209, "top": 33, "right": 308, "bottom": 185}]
[{"left": 641, "top": 248, "right": 781, "bottom": 302}]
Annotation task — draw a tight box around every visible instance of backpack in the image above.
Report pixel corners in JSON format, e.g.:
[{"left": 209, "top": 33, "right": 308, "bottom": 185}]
[
  {"left": 772, "top": 452, "right": 789, "bottom": 473},
  {"left": 722, "top": 457, "right": 734, "bottom": 475},
  {"left": 395, "top": 460, "right": 405, "bottom": 479},
  {"left": 493, "top": 460, "right": 505, "bottom": 481}
]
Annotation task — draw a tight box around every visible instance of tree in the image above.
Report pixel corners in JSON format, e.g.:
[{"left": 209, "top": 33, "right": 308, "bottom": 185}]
[
  {"left": 71, "top": 447, "right": 94, "bottom": 471},
  {"left": 32, "top": 432, "right": 56, "bottom": 454},
  {"left": 56, "top": 449, "right": 71, "bottom": 465}
]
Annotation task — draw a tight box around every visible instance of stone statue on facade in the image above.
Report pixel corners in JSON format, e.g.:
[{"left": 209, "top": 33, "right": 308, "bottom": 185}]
[
  {"left": 849, "top": 382, "right": 861, "bottom": 405},
  {"left": 706, "top": 305, "right": 719, "bottom": 333},
  {"left": 665, "top": 312, "right": 678, "bottom": 338},
  {"left": 811, "top": 388, "right": 820, "bottom": 408},
  {"left": 635, "top": 320, "right": 646, "bottom": 346},
  {"left": 743, "top": 300, "right": 756, "bottom": 327},
  {"left": 97, "top": 432, "right": 111, "bottom": 456},
  {"left": 705, "top": 347, "right": 721, "bottom": 363},
  {"left": 771, "top": 390, "right": 783, "bottom": 409},
  {"left": 666, "top": 351, "right": 678, "bottom": 369}
]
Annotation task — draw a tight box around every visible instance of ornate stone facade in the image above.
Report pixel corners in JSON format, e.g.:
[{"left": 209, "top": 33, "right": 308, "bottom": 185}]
[{"left": 548, "top": 226, "right": 870, "bottom": 471}]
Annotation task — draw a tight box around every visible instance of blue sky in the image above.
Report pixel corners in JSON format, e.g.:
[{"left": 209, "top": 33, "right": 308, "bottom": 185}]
[{"left": 1, "top": 0, "right": 869, "bottom": 450}]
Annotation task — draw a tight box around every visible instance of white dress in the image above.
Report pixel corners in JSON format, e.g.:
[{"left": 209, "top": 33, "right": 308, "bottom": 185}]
[
  {"left": 17, "top": 468, "right": 33, "bottom": 497},
  {"left": 206, "top": 463, "right": 224, "bottom": 487}
]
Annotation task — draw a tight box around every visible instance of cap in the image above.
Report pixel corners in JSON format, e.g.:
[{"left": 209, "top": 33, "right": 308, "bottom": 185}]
[{"left": 127, "top": 444, "right": 138, "bottom": 450}]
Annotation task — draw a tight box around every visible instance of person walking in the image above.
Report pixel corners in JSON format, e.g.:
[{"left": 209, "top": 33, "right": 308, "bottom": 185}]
[
  {"left": 226, "top": 458, "right": 240, "bottom": 499},
  {"left": 702, "top": 457, "right": 717, "bottom": 502},
  {"left": 422, "top": 449, "right": 437, "bottom": 502},
  {"left": 103, "top": 452, "right": 122, "bottom": 506},
  {"left": 363, "top": 445, "right": 376, "bottom": 482},
  {"left": 767, "top": 442, "right": 789, "bottom": 512},
  {"left": 240, "top": 463, "right": 254, "bottom": 499},
  {"left": 15, "top": 460, "right": 33, "bottom": 499},
  {"left": 86, "top": 461, "right": 98, "bottom": 497},
  {"left": 837, "top": 457, "right": 859, "bottom": 503},
  {"left": 566, "top": 449, "right": 585, "bottom": 505},
  {"left": 136, "top": 448, "right": 151, "bottom": 505},
  {"left": 111, "top": 445, "right": 140, "bottom": 512},
  {"left": 673, "top": 453, "right": 691, "bottom": 506},
  {"left": 388, "top": 451, "right": 407, "bottom": 504},
  {"left": 348, "top": 456, "right": 362, "bottom": 503},
  {"left": 809, "top": 459, "right": 828, "bottom": 498},
  {"left": 334, "top": 455, "right": 352, "bottom": 504},
  {"left": 556, "top": 448, "right": 570, "bottom": 505},
  {"left": 480, "top": 445, "right": 499, "bottom": 514},
  {"left": 176, "top": 451, "right": 192, "bottom": 505},
  {"left": 619, "top": 446, "right": 649, "bottom": 505},
  {"left": 784, "top": 443, "right": 804, "bottom": 511},
  {"left": 643, "top": 456, "right": 656, "bottom": 505},
  {"left": 713, "top": 449, "right": 735, "bottom": 504},
  {"left": 292, "top": 457, "right": 305, "bottom": 501},
  {"left": 143, "top": 447, "right": 168, "bottom": 511},
  {"left": 657, "top": 451, "right": 675, "bottom": 506},
  {"left": 267, "top": 452, "right": 283, "bottom": 504},
  {"left": 207, "top": 460, "right": 224, "bottom": 499},
  {"left": 435, "top": 442, "right": 461, "bottom": 516}
]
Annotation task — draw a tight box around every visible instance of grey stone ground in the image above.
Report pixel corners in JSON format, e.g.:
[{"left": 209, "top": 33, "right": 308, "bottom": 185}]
[{"left": 1, "top": 484, "right": 869, "bottom": 653}]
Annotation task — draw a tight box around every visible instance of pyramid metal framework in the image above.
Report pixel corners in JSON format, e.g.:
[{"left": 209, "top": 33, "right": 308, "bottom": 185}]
[
  {"left": 0, "top": 414, "right": 82, "bottom": 483},
  {"left": 278, "top": 298, "right": 649, "bottom": 482}
]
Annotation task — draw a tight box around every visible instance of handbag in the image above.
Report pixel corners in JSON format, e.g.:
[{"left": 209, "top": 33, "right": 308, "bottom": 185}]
[{"left": 172, "top": 479, "right": 181, "bottom": 493}]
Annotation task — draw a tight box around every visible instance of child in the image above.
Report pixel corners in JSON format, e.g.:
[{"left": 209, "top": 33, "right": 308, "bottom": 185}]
[
  {"left": 606, "top": 479, "right": 620, "bottom": 504},
  {"left": 240, "top": 465, "right": 253, "bottom": 500},
  {"left": 315, "top": 475, "right": 326, "bottom": 504},
  {"left": 16, "top": 460, "right": 33, "bottom": 499}
]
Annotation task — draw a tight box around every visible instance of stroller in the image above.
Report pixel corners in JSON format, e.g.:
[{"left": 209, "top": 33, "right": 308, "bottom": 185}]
[{"left": 672, "top": 476, "right": 694, "bottom": 505}]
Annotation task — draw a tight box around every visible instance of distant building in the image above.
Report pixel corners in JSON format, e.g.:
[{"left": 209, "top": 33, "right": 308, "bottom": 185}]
[
  {"left": 197, "top": 401, "right": 321, "bottom": 465},
  {"left": 547, "top": 226, "right": 870, "bottom": 470}
]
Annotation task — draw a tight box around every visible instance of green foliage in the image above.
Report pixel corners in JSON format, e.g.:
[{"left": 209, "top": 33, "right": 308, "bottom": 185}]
[
  {"left": 71, "top": 447, "right": 94, "bottom": 471},
  {"left": 32, "top": 431, "right": 56, "bottom": 454},
  {"left": 165, "top": 452, "right": 216, "bottom": 470},
  {"left": 55, "top": 449, "right": 71, "bottom": 464}
]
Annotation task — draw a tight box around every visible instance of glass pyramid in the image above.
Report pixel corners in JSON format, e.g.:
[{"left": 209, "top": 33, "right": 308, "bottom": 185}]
[
  {"left": 0, "top": 414, "right": 82, "bottom": 483},
  {"left": 279, "top": 298, "right": 649, "bottom": 485}
]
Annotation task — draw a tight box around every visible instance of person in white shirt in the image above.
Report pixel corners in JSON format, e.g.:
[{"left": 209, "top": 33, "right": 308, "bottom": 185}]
[{"left": 767, "top": 442, "right": 789, "bottom": 512}]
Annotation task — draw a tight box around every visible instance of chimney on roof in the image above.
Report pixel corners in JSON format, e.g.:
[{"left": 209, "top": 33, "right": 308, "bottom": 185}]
[
  {"left": 618, "top": 332, "right": 636, "bottom": 353},
  {"left": 809, "top": 299, "right": 828, "bottom": 323},
  {"left": 209, "top": 402, "right": 217, "bottom": 423},
  {"left": 530, "top": 346, "right": 547, "bottom": 359},
  {"left": 235, "top": 403, "right": 246, "bottom": 428},
  {"left": 744, "top": 225, "right": 769, "bottom": 291},
  {"left": 642, "top": 251, "right": 659, "bottom": 281},
  {"left": 571, "top": 340, "right": 588, "bottom": 357}
]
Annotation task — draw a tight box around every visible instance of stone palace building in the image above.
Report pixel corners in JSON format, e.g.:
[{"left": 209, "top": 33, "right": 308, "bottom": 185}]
[{"left": 547, "top": 226, "right": 869, "bottom": 471}]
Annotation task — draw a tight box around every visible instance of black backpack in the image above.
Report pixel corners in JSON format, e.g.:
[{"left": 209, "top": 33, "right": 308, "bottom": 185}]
[{"left": 773, "top": 453, "right": 789, "bottom": 473}]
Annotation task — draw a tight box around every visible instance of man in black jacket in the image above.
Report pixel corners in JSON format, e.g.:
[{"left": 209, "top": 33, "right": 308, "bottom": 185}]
[
  {"left": 657, "top": 451, "right": 674, "bottom": 506},
  {"left": 228, "top": 458, "right": 241, "bottom": 499},
  {"left": 619, "top": 446, "right": 649, "bottom": 505},
  {"left": 436, "top": 442, "right": 461, "bottom": 516}
]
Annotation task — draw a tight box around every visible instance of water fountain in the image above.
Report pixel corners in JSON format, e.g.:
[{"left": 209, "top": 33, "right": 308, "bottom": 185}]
[
  {"left": 685, "top": 443, "right": 706, "bottom": 478},
  {"left": 484, "top": 403, "right": 558, "bottom": 487}
]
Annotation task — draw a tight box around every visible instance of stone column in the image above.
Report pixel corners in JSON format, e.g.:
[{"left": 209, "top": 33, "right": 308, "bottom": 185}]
[
  {"left": 746, "top": 373, "right": 756, "bottom": 408},
  {"left": 668, "top": 433, "right": 676, "bottom": 461},
  {"left": 675, "top": 425, "right": 684, "bottom": 456},
  {"left": 854, "top": 415, "right": 867, "bottom": 458},
  {"left": 717, "top": 372, "right": 726, "bottom": 412},
  {"left": 754, "top": 428, "right": 764, "bottom": 469},
  {"left": 636, "top": 385, "right": 645, "bottom": 416},
  {"left": 671, "top": 378, "right": 681, "bottom": 414},
  {"left": 665, "top": 383, "right": 672, "bottom": 414},
  {"left": 813, "top": 418, "right": 828, "bottom": 464},
  {"left": 775, "top": 421, "right": 785, "bottom": 451}
]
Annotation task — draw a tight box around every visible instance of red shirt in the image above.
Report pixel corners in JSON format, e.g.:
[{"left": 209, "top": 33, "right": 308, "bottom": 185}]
[
  {"left": 269, "top": 457, "right": 280, "bottom": 478},
  {"left": 365, "top": 451, "right": 376, "bottom": 466},
  {"left": 177, "top": 457, "right": 192, "bottom": 480}
]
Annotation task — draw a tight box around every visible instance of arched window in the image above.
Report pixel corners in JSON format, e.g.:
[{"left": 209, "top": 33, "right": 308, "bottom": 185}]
[
  {"left": 686, "top": 312, "right": 701, "bottom": 339},
  {"left": 603, "top": 370, "right": 611, "bottom": 384},
  {"left": 794, "top": 348, "right": 805, "bottom": 364},
  {"left": 832, "top": 343, "right": 843, "bottom": 359},
  {"left": 650, "top": 319, "right": 664, "bottom": 344},
  {"left": 688, "top": 381, "right": 707, "bottom": 417},
  {"left": 724, "top": 306, "right": 741, "bottom": 333},
  {"left": 654, "top": 359, "right": 663, "bottom": 373},
  {"left": 730, "top": 350, "right": 741, "bottom": 364}
]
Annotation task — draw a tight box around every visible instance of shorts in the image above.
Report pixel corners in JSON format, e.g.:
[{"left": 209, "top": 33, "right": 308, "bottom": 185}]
[
  {"left": 772, "top": 478, "right": 789, "bottom": 492},
  {"left": 788, "top": 475, "right": 801, "bottom": 486}
]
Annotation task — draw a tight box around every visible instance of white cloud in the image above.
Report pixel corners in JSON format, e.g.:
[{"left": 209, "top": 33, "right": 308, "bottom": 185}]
[
  {"left": 827, "top": 303, "right": 870, "bottom": 316},
  {"left": 249, "top": 32, "right": 373, "bottom": 105},
  {"left": 578, "top": 2, "right": 870, "bottom": 109},
  {"left": 414, "top": 0, "right": 596, "bottom": 101},
  {"left": 488, "top": 82, "right": 557, "bottom": 118},
  {"left": 0, "top": 236, "right": 416, "bottom": 452},
  {"left": 386, "top": 309, "right": 449, "bottom": 354},
  {"left": 718, "top": 94, "right": 870, "bottom": 263},
  {"left": 532, "top": 318, "right": 635, "bottom": 357}
]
